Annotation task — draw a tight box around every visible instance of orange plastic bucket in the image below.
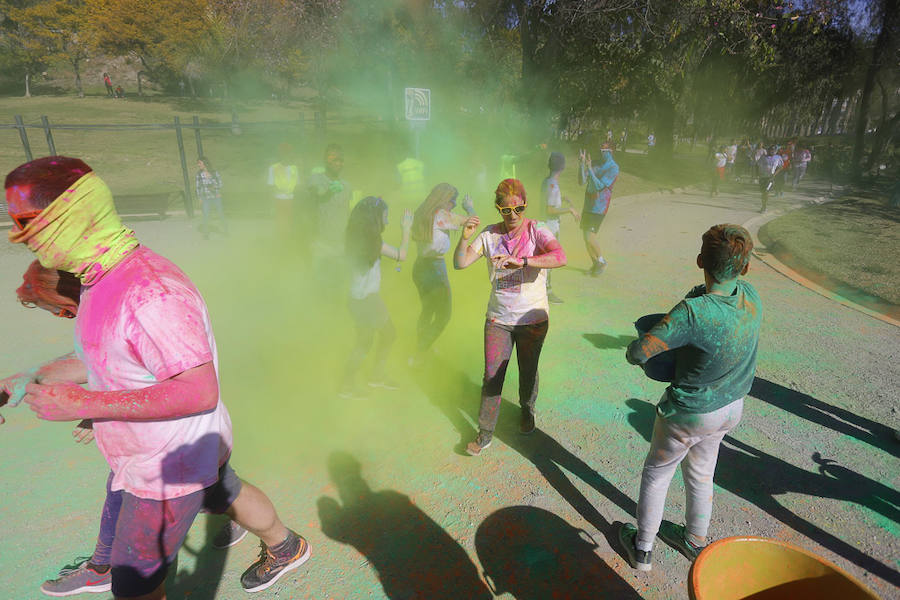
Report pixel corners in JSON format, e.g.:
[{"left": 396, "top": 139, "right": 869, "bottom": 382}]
[{"left": 689, "top": 536, "right": 880, "bottom": 600}]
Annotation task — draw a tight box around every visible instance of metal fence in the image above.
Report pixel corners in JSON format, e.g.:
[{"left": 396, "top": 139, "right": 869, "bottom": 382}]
[{"left": 2, "top": 111, "right": 336, "bottom": 218}]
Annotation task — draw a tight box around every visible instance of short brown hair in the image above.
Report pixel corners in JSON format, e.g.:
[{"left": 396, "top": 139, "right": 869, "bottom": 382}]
[{"left": 700, "top": 224, "right": 753, "bottom": 282}]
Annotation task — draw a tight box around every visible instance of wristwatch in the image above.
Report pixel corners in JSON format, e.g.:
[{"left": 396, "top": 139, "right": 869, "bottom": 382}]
[{"left": 523, "top": 256, "right": 529, "bottom": 268}]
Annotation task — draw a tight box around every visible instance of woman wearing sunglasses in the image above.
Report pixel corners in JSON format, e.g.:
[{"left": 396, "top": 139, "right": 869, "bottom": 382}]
[{"left": 453, "top": 179, "right": 567, "bottom": 456}]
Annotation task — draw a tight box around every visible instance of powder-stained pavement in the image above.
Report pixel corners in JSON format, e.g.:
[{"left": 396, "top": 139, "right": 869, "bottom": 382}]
[{"left": 1, "top": 180, "right": 897, "bottom": 599}]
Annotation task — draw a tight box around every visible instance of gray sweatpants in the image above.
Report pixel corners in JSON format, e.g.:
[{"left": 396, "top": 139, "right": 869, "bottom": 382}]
[{"left": 635, "top": 396, "right": 743, "bottom": 551}]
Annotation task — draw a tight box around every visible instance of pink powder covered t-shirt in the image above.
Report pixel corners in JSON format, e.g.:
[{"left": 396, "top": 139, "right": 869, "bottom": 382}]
[
  {"left": 75, "top": 246, "right": 233, "bottom": 500},
  {"left": 471, "top": 219, "right": 557, "bottom": 325}
]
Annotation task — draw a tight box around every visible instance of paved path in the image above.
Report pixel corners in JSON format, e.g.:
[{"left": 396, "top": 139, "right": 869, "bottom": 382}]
[{"left": 1, "top": 180, "right": 897, "bottom": 599}]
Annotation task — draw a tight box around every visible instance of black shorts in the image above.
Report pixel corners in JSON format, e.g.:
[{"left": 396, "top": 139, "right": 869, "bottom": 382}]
[{"left": 581, "top": 212, "right": 606, "bottom": 234}]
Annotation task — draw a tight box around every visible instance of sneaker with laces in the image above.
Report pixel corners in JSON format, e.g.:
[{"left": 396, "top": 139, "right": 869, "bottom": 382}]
[
  {"left": 40, "top": 559, "right": 111, "bottom": 597},
  {"left": 465, "top": 430, "right": 493, "bottom": 456},
  {"left": 618, "top": 523, "right": 652, "bottom": 571},
  {"left": 212, "top": 520, "right": 248, "bottom": 549},
  {"left": 241, "top": 531, "right": 311, "bottom": 593},
  {"left": 658, "top": 521, "right": 705, "bottom": 561},
  {"left": 520, "top": 409, "right": 536, "bottom": 434}
]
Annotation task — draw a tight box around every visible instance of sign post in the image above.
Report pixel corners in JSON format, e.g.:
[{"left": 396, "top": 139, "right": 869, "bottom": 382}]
[{"left": 404, "top": 87, "right": 430, "bottom": 158}]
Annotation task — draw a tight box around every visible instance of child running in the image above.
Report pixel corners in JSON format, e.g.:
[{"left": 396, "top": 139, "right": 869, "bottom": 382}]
[
  {"left": 618, "top": 224, "right": 762, "bottom": 571},
  {"left": 3, "top": 156, "right": 311, "bottom": 599},
  {"left": 340, "top": 196, "right": 413, "bottom": 398},
  {"left": 409, "top": 183, "right": 476, "bottom": 366},
  {"left": 453, "top": 179, "right": 567, "bottom": 456}
]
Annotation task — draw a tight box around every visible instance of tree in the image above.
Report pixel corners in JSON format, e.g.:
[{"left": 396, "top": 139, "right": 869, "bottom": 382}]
[
  {"left": 84, "top": 0, "right": 207, "bottom": 94},
  {"left": 851, "top": 0, "right": 899, "bottom": 180},
  {"left": 8, "top": 0, "right": 91, "bottom": 97},
  {"left": 0, "top": 1, "right": 52, "bottom": 97}
]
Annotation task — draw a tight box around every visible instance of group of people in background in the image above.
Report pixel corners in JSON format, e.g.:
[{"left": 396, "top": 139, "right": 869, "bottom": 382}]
[{"left": 709, "top": 138, "right": 813, "bottom": 212}]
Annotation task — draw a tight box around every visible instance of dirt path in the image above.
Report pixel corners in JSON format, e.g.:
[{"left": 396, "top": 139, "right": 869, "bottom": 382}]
[{"left": 1, "top": 178, "right": 897, "bottom": 599}]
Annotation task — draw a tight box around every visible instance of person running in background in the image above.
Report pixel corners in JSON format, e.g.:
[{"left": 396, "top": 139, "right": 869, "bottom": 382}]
[
  {"left": 340, "top": 196, "right": 412, "bottom": 398},
  {"left": 725, "top": 140, "right": 738, "bottom": 181},
  {"left": 775, "top": 144, "right": 791, "bottom": 198},
  {"left": 4, "top": 156, "right": 311, "bottom": 598},
  {"left": 309, "top": 144, "right": 352, "bottom": 260},
  {"left": 757, "top": 146, "right": 779, "bottom": 213},
  {"left": 103, "top": 73, "right": 114, "bottom": 97},
  {"left": 267, "top": 143, "right": 299, "bottom": 236},
  {"left": 711, "top": 146, "right": 727, "bottom": 197},
  {"left": 618, "top": 224, "right": 761, "bottom": 572},
  {"left": 453, "top": 179, "right": 567, "bottom": 456},
  {"left": 409, "top": 184, "right": 476, "bottom": 367},
  {"left": 647, "top": 132, "right": 655, "bottom": 154},
  {"left": 196, "top": 155, "right": 227, "bottom": 239},
  {"left": 792, "top": 144, "right": 812, "bottom": 190},
  {"left": 541, "top": 151, "right": 579, "bottom": 303},
  {"left": 578, "top": 144, "right": 619, "bottom": 275}
]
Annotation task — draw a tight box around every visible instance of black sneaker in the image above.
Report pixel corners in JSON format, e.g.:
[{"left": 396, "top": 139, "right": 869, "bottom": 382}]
[
  {"left": 241, "top": 532, "right": 311, "bottom": 593},
  {"left": 465, "top": 430, "right": 493, "bottom": 456},
  {"left": 40, "top": 558, "right": 111, "bottom": 597},
  {"left": 212, "top": 520, "right": 248, "bottom": 549},
  {"left": 658, "top": 522, "right": 705, "bottom": 561},
  {"left": 520, "top": 409, "right": 536, "bottom": 435},
  {"left": 618, "top": 523, "right": 652, "bottom": 571}
]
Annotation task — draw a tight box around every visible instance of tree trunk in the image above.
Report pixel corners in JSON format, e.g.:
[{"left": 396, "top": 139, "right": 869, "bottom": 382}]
[
  {"left": 851, "top": 0, "right": 899, "bottom": 181},
  {"left": 73, "top": 60, "right": 84, "bottom": 98},
  {"left": 137, "top": 71, "right": 144, "bottom": 96},
  {"left": 24, "top": 72, "right": 31, "bottom": 98},
  {"left": 654, "top": 96, "right": 676, "bottom": 159}
]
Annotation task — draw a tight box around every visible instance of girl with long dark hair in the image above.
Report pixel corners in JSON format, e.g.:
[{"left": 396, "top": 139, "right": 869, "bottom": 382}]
[{"left": 341, "top": 196, "right": 412, "bottom": 397}]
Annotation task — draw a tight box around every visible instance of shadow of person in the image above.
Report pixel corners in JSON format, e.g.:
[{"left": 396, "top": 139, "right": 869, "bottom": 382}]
[
  {"left": 475, "top": 506, "right": 642, "bottom": 599},
  {"left": 412, "top": 355, "right": 636, "bottom": 548},
  {"left": 626, "top": 398, "right": 900, "bottom": 587},
  {"left": 158, "top": 432, "right": 233, "bottom": 600},
  {"left": 317, "top": 452, "right": 492, "bottom": 599},
  {"left": 582, "top": 333, "right": 635, "bottom": 350},
  {"left": 750, "top": 377, "right": 899, "bottom": 457}
]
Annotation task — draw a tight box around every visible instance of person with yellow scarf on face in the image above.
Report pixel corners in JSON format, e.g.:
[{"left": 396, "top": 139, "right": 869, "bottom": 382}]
[{"left": 3, "top": 156, "right": 312, "bottom": 598}]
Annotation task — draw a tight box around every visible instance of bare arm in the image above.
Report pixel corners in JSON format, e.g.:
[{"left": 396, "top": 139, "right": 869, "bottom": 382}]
[
  {"left": 23, "top": 361, "right": 219, "bottom": 422},
  {"left": 453, "top": 216, "right": 482, "bottom": 270},
  {"left": 381, "top": 209, "right": 413, "bottom": 261}
]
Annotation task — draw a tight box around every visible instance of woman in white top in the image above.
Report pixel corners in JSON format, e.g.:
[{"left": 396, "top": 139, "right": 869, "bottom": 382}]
[
  {"left": 453, "top": 179, "right": 567, "bottom": 456},
  {"left": 341, "top": 196, "right": 412, "bottom": 398},
  {"left": 409, "top": 183, "right": 475, "bottom": 365}
]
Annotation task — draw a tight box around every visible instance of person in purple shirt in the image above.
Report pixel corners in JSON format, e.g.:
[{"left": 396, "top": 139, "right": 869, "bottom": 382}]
[{"left": 578, "top": 144, "right": 619, "bottom": 276}]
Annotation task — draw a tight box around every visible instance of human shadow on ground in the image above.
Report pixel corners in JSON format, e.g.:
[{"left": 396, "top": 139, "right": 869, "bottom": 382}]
[
  {"left": 582, "top": 333, "right": 634, "bottom": 350},
  {"left": 625, "top": 398, "right": 900, "bottom": 587},
  {"left": 476, "top": 506, "right": 642, "bottom": 599},
  {"left": 413, "top": 358, "right": 637, "bottom": 548},
  {"left": 317, "top": 452, "right": 492, "bottom": 599},
  {"left": 750, "top": 377, "right": 899, "bottom": 457}
]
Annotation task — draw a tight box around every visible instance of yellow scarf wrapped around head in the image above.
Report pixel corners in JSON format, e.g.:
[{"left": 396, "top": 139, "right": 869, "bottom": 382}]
[{"left": 8, "top": 172, "right": 139, "bottom": 285}]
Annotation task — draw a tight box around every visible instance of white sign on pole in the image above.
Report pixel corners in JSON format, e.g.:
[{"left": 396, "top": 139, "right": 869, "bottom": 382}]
[{"left": 404, "top": 88, "right": 431, "bottom": 121}]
